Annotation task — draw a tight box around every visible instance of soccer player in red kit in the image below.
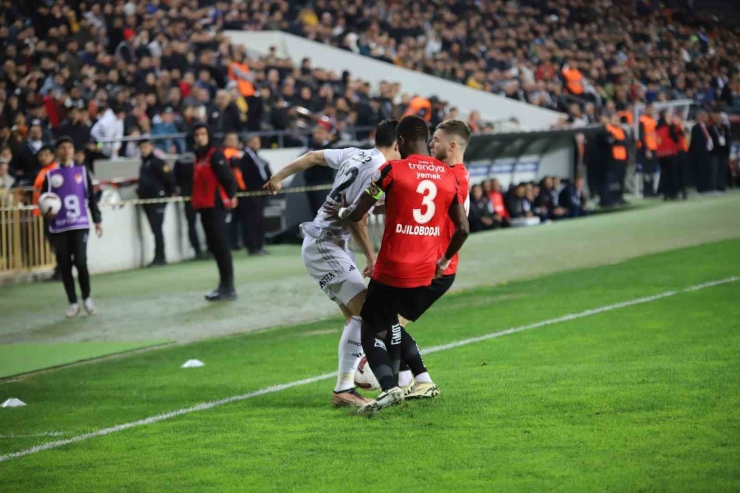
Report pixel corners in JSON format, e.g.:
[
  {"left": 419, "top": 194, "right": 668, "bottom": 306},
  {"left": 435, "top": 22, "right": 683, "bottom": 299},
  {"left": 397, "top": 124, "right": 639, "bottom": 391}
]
[
  {"left": 331, "top": 115, "right": 470, "bottom": 415},
  {"left": 395, "top": 119, "right": 472, "bottom": 392}
]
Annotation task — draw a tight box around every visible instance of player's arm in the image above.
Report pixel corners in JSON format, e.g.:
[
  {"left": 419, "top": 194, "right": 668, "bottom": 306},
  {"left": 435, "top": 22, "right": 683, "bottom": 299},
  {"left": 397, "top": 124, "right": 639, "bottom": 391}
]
[
  {"left": 347, "top": 213, "right": 376, "bottom": 277},
  {"left": 263, "top": 150, "right": 327, "bottom": 195},
  {"left": 437, "top": 200, "right": 470, "bottom": 277}
]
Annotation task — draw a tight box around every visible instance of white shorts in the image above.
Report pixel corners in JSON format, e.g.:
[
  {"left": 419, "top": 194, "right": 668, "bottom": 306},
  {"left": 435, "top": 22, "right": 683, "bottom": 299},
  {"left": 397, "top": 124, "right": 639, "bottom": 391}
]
[{"left": 301, "top": 235, "right": 366, "bottom": 306}]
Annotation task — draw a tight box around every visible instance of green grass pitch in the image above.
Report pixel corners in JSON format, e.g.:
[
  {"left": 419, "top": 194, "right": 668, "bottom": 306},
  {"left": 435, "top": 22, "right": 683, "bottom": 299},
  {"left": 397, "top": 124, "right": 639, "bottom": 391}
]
[
  {"left": 1, "top": 194, "right": 739, "bottom": 491},
  {"left": 1, "top": 235, "right": 739, "bottom": 492}
]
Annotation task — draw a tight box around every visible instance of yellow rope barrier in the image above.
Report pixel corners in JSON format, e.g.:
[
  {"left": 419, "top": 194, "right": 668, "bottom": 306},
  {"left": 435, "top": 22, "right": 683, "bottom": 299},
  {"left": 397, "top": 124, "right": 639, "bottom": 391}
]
[{"left": 0, "top": 184, "right": 333, "bottom": 211}]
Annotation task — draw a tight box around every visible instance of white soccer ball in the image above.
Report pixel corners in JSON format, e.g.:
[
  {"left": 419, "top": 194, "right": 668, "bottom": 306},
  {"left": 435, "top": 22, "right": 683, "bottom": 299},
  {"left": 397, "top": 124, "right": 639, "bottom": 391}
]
[
  {"left": 38, "top": 192, "right": 62, "bottom": 217},
  {"left": 354, "top": 356, "right": 380, "bottom": 390}
]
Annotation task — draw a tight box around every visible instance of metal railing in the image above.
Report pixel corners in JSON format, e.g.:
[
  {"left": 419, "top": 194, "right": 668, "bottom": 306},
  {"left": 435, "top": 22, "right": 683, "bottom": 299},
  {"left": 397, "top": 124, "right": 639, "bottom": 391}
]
[{"left": 1, "top": 192, "right": 56, "bottom": 275}]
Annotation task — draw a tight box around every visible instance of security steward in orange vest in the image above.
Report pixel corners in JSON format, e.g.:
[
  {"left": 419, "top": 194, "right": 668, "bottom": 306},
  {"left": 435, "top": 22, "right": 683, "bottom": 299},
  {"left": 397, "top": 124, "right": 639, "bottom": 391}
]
[
  {"left": 191, "top": 123, "right": 239, "bottom": 301},
  {"left": 562, "top": 60, "right": 584, "bottom": 96},
  {"left": 598, "top": 114, "right": 629, "bottom": 206},
  {"left": 638, "top": 104, "right": 659, "bottom": 197},
  {"left": 403, "top": 96, "right": 432, "bottom": 122},
  {"left": 222, "top": 132, "right": 247, "bottom": 250}
]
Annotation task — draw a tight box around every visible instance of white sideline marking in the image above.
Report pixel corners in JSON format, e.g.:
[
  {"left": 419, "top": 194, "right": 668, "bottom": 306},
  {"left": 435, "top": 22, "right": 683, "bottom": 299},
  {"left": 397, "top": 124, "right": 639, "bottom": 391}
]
[{"left": 0, "top": 276, "right": 736, "bottom": 463}]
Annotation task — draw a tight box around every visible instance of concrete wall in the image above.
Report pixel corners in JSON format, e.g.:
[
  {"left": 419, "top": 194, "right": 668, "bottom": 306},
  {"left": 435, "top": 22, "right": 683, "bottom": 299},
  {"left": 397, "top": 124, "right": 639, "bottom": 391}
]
[{"left": 225, "top": 30, "right": 564, "bottom": 130}]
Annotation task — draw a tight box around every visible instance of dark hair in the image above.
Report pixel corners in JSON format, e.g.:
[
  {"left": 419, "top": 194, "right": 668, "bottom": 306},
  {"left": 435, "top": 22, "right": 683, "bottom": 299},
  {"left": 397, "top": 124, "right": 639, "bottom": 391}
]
[
  {"left": 55, "top": 135, "right": 74, "bottom": 149},
  {"left": 375, "top": 119, "right": 398, "bottom": 148},
  {"left": 396, "top": 115, "right": 428, "bottom": 144},
  {"left": 436, "top": 119, "right": 471, "bottom": 148}
]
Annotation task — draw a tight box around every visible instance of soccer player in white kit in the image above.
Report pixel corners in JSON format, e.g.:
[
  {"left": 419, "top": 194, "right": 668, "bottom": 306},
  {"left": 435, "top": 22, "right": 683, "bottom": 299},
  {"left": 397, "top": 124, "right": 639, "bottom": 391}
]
[{"left": 264, "top": 120, "right": 400, "bottom": 407}]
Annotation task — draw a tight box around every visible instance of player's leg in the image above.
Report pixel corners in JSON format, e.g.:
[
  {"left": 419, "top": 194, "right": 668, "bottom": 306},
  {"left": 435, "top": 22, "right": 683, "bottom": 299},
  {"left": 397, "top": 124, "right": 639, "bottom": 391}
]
[
  {"left": 306, "top": 237, "right": 371, "bottom": 406},
  {"left": 396, "top": 275, "right": 456, "bottom": 397},
  {"left": 201, "top": 206, "right": 235, "bottom": 299},
  {"left": 357, "top": 280, "right": 405, "bottom": 415},
  {"left": 71, "top": 229, "right": 95, "bottom": 315},
  {"left": 53, "top": 231, "right": 79, "bottom": 317}
]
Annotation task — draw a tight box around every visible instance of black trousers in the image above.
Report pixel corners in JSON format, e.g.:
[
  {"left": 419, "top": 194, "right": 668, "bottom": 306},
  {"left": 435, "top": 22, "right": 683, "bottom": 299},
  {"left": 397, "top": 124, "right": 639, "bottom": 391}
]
[
  {"left": 200, "top": 204, "right": 234, "bottom": 290},
  {"left": 640, "top": 153, "right": 658, "bottom": 196},
  {"left": 716, "top": 154, "right": 729, "bottom": 191},
  {"left": 242, "top": 197, "right": 265, "bottom": 254},
  {"left": 52, "top": 229, "right": 90, "bottom": 304},
  {"left": 143, "top": 204, "right": 166, "bottom": 261},
  {"left": 184, "top": 202, "right": 201, "bottom": 256},
  {"left": 228, "top": 197, "right": 265, "bottom": 253},
  {"left": 659, "top": 156, "right": 678, "bottom": 198}
]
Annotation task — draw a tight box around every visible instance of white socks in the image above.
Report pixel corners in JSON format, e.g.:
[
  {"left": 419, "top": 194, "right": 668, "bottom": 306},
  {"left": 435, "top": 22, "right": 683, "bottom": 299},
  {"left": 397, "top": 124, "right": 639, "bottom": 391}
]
[
  {"left": 335, "top": 316, "right": 364, "bottom": 392},
  {"left": 398, "top": 370, "right": 414, "bottom": 388},
  {"left": 415, "top": 372, "right": 432, "bottom": 384}
]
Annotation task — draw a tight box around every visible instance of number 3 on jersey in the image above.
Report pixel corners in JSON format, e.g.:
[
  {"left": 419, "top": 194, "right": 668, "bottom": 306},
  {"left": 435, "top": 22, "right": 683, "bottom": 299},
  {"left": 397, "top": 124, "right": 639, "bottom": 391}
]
[{"left": 413, "top": 180, "right": 437, "bottom": 224}]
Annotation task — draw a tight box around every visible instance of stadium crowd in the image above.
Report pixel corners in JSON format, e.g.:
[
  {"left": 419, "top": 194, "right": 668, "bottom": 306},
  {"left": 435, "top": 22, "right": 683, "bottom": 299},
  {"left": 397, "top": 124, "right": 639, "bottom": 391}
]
[{"left": 286, "top": 0, "right": 740, "bottom": 119}]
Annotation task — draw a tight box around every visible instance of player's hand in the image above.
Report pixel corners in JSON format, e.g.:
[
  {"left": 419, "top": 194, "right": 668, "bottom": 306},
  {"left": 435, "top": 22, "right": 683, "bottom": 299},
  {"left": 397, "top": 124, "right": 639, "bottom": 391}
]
[
  {"left": 263, "top": 177, "right": 282, "bottom": 195},
  {"left": 435, "top": 255, "right": 450, "bottom": 278},
  {"left": 323, "top": 195, "right": 347, "bottom": 219},
  {"left": 362, "top": 256, "right": 375, "bottom": 278},
  {"left": 434, "top": 263, "right": 445, "bottom": 279},
  {"left": 43, "top": 209, "right": 57, "bottom": 220},
  {"left": 95, "top": 223, "right": 103, "bottom": 238},
  {"left": 229, "top": 197, "right": 238, "bottom": 209}
]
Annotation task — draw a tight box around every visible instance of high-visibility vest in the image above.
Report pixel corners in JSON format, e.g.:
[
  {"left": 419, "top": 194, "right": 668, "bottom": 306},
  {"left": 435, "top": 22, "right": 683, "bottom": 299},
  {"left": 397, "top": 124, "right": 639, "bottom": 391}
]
[
  {"left": 403, "top": 96, "right": 432, "bottom": 122},
  {"left": 223, "top": 147, "right": 246, "bottom": 191},
  {"left": 228, "top": 62, "right": 255, "bottom": 97},
  {"left": 32, "top": 162, "right": 59, "bottom": 217},
  {"left": 562, "top": 67, "right": 584, "bottom": 95},
  {"left": 606, "top": 124, "right": 627, "bottom": 161},
  {"left": 616, "top": 110, "right": 634, "bottom": 125},
  {"left": 638, "top": 115, "right": 658, "bottom": 150}
]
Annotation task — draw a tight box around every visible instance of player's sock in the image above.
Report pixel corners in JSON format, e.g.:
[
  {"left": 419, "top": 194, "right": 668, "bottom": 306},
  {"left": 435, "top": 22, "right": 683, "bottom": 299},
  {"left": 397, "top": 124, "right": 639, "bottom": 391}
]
[
  {"left": 398, "top": 360, "right": 413, "bottom": 388},
  {"left": 400, "top": 327, "right": 433, "bottom": 382},
  {"left": 334, "top": 316, "right": 363, "bottom": 393},
  {"left": 387, "top": 323, "right": 403, "bottom": 378},
  {"left": 360, "top": 324, "right": 397, "bottom": 392}
]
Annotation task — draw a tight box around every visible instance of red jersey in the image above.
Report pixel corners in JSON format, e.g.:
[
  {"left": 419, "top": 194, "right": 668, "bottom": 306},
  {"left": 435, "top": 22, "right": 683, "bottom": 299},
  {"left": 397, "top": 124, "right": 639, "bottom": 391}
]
[
  {"left": 440, "top": 163, "right": 469, "bottom": 276},
  {"left": 370, "top": 154, "right": 461, "bottom": 288}
]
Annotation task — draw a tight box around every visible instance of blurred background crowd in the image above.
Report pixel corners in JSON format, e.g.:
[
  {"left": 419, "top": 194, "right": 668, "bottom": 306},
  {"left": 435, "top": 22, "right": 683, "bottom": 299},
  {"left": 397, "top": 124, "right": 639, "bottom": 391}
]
[{"left": 1, "top": 0, "right": 739, "bottom": 187}]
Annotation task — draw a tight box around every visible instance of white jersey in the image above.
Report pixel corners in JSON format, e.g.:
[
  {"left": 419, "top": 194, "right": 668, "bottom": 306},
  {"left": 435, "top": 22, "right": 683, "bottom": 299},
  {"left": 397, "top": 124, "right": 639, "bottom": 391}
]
[{"left": 302, "top": 147, "right": 387, "bottom": 239}]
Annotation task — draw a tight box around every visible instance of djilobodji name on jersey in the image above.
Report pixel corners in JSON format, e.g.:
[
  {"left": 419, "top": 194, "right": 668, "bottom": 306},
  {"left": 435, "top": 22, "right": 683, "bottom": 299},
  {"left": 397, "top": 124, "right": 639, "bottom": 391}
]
[{"left": 396, "top": 223, "right": 441, "bottom": 236}]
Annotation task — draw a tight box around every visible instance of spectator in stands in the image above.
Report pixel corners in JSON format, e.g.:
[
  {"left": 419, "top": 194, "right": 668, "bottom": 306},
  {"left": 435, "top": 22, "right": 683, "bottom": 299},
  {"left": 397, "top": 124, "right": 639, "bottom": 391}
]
[
  {"left": 174, "top": 153, "right": 203, "bottom": 260},
  {"left": 468, "top": 185, "right": 496, "bottom": 233},
  {"left": 90, "top": 104, "right": 126, "bottom": 160},
  {"left": 55, "top": 107, "right": 91, "bottom": 155},
  {"left": 239, "top": 135, "right": 272, "bottom": 256},
  {"left": 709, "top": 110, "right": 731, "bottom": 192},
  {"left": 690, "top": 110, "right": 714, "bottom": 193},
  {"left": 559, "top": 177, "right": 590, "bottom": 218},
  {"left": 12, "top": 120, "right": 49, "bottom": 185},
  {"left": 208, "top": 90, "right": 242, "bottom": 135},
  {"left": 536, "top": 176, "right": 568, "bottom": 221},
  {"left": 304, "top": 120, "right": 336, "bottom": 216},
  {"left": 152, "top": 108, "right": 184, "bottom": 154},
  {"left": 137, "top": 139, "right": 175, "bottom": 267},
  {"left": 656, "top": 111, "right": 681, "bottom": 200},
  {"left": 486, "top": 179, "right": 510, "bottom": 226},
  {"left": 0, "top": 154, "right": 14, "bottom": 191},
  {"left": 505, "top": 183, "right": 533, "bottom": 220}
]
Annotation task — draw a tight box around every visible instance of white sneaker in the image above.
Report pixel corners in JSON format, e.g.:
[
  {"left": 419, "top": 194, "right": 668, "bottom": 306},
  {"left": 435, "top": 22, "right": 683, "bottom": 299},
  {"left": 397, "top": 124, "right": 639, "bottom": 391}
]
[
  {"left": 357, "top": 387, "right": 405, "bottom": 417},
  {"left": 83, "top": 298, "right": 96, "bottom": 315},
  {"left": 66, "top": 303, "right": 80, "bottom": 319}
]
